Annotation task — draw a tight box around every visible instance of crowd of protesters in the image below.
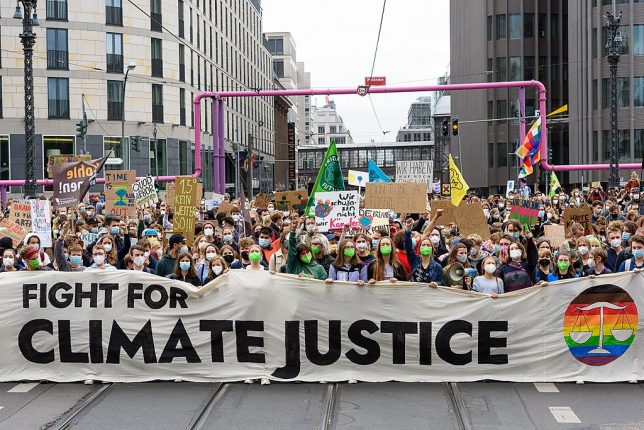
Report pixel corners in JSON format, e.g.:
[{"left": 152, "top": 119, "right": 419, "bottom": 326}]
[{"left": 1, "top": 174, "right": 643, "bottom": 297}]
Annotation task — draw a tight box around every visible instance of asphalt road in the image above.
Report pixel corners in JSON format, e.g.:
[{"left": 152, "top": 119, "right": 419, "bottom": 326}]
[{"left": 0, "top": 380, "right": 642, "bottom": 430}]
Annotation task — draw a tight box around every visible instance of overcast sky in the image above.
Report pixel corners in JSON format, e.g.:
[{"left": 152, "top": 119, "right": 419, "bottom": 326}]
[{"left": 261, "top": 0, "right": 450, "bottom": 144}]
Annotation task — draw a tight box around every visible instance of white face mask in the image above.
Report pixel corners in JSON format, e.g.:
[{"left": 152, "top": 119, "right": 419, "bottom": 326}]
[
  {"left": 133, "top": 256, "right": 145, "bottom": 267},
  {"left": 356, "top": 242, "right": 368, "bottom": 251},
  {"left": 610, "top": 238, "right": 622, "bottom": 248},
  {"left": 578, "top": 246, "right": 589, "bottom": 256},
  {"left": 93, "top": 255, "right": 105, "bottom": 265},
  {"left": 483, "top": 209, "right": 490, "bottom": 218},
  {"left": 180, "top": 246, "right": 190, "bottom": 255},
  {"left": 510, "top": 249, "right": 522, "bottom": 260},
  {"left": 430, "top": 236, "right": 441, "bottom": 245},
  {"left": 306, "top": 225, "right": 316, "bottom": 233},
  {"left": 204, "top": 228, "right": 214, "bottom": 237},
  {"left": 206, "top": 252, "right": 216, "bottom": 261},
  {"left": 3, "top": 257, "right": 14, "bottom": 267},
  {"left": 103, "top": 244, "right": 113, "bottom": 253},
  {"left": 456, "top": 254, "right": 468, "bottom": 263},
  {"left": 213, "top": 265, "right": 223, "bottom": 275},
  {"left": 484, "top": 263, "right": 497, "bottom": 274},
  {"left": 144, "top": 251, "right": 150, "bottom": 258}
]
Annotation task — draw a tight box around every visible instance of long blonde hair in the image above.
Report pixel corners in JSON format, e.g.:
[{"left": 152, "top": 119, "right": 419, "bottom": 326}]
[{"left": 371, "top": 237, "right": 402, "bottom": 281}]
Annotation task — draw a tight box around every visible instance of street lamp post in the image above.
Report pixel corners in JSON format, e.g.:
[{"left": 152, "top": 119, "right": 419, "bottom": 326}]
[
  {"left": 606, "top": 8, "right": 623, "bottom": 190},
  {"left": 13, "top": 0, "right": 40, "bottom": 198},
  {"left": 121, "top": 62, "right": 137, "bottom": 162}
]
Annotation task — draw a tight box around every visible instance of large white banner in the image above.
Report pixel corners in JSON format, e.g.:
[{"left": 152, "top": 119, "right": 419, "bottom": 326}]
[{"left": 1, "top": 271, "right": 643, "bottom": 383}]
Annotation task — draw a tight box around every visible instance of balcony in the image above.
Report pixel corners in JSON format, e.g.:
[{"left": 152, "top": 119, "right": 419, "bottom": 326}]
[
  {"left": 46, "top": 0, "right": 67, "bottom": 20},
  {"left": 108, "top": 101, "right": 123, "bottom": 121},
  {"left": 47, "top": 50, "right": 68, "bottom": 69},
  {"left": 151, "top": 59, "right": 163, "bottom": 77},
  {"left": 152, "top": 105, "right": 164, "bottom": 123},
  {"left": 106, "top": 53, "right": 123, "bottom": 74},
  {"left": 151, "top": 12, "right": 162, "bottom": 32},
  {"left": 105, "top": 6, "right": 122, "bottom": 26}
]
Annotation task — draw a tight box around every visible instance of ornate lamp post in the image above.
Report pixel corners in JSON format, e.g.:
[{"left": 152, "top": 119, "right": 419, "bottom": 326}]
[{"left": 605, "top": 9, "right": 623, "bottom": 190}]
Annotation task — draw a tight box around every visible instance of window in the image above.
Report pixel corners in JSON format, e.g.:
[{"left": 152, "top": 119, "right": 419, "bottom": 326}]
[
  {"left": 487, "top": 100, "right": 493, "bottom": 126},
  {"left": 487, "top": 16, "right": 492, "bottom": 41},
  {"left": 592, "top": 28, "right": 598, "bottom": 58},
  {"left": 603, "top": 25, "right": 630, "bottom": 56},
  {"left": 619, "top": 129, "right": 631, "bottom": 161},
  {"left": 509, "top": 14, "right": 521, "bottom": 39},
  {"left": 551, "top": 14, "right": 558, "bottom": 39},
  {"left": 487, "top": 58, "right": 493, "bottom": 82},
  {"left": 551, "top": 59, "right": 559, "bottom": 81},
  {"left": 488, "top": 143, "right": 494, "bottom": 166},
  {"left": 496, "top": 57, "right": 507, "bottom": 81},
  {"left": 178, "top": 0, "right": 184, "bottom": 38},
  {"left": 318, "top": 137, "right": 325, "bottom": 145},
  {"left": 524, "top": 13, "right": 534, "bottom": 38},
  {"left": 152, "top": 84, "right": 163, "bottom": 123},
  {"left": 525, "top": 56, "right": 535, "bottom": 80},
  {"left": 150, "top": 138, "right": 167, "bottom": 177},
  {"left": 636, "top": 130, "right": 644, "bottom": 159},
  {"left": 498, "top": 142, "right": 508, "bottom": 167},
  {"left": 593, "top": 131, "right": 599, "bottom": 162},
  {"left": 106, "top": 0, "right": 123, "bottom": 26},
  {"left": 496, "top": 14, "right": 506, "bottom": 39},
  {"left": 266, "top": 37, "right": 284, "bottom": 55},
  {"left": 43, "top": 136, "right": 74, "bottom": 179},
  {"left": 335, "top": 137, "right": 346, "bottom": 145},
  {"left": 47, "top": 77, "right": 69, "bottom": 118},
  {"left": 104, "top": 137, "right": 129, "bottom": 169},
  {"left": 496, "top": 100, "right": 507, "bottom": 119},
  {"left": 635, "top": 77, "right": 644, "bottom": 107},
  {"left": 106, "top": 33, "right": 123, "bottom": 73},
  {"left": 107, "top": 80, "right": 123, "bottom": 121},
  {"left": 151, "top": 38, "right": 163, "bottom": 77},
  {"left": 509, "top": 56, "right": 521, "bottom": 81},
  {"left": 179, "top": 44, "right": 185, "bottom": 82},
  {"left": 593, "top": 79, "right": 598, "bottom": 109},
  {"left": 189, "top": 7, "right": 193, "bottom": 44},
  {"left": 538, "top": 13, "right": 546, "bottom": 38},
  {"left": 151, "top": 0, "right": 162, "bottom": 31},
  {"left": 180, "top": 88, "right": 186, "bottom": 125},
  {"left": 47, "top": 28, "right": 68, "bottom": 69},
  {"left": 318, "top": 126, "right": 325, "bottom": 134},
  {"left": 0, "top": 136, "right": 9, "bottom": 181},
  {"left": 329, "top": 125, "right": 337, "bottom": 134},
  {"left": 179, "top": 140, "right": 189, "bottom": 175},
  {"left": 46, "top": 0, "right": 67, "bottom": 20},
  {"left": 635, "top": 25, "right": 644, "bottom": 55},
  {"left": 273, "top": 59, "right": 284, "bottom": 78}
]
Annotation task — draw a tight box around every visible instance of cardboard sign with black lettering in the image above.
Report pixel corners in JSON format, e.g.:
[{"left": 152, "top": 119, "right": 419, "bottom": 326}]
[
  {"left": 563, "top": 206, "right": 592, "bottom": 237},
  {"left": 174, "top": 176, "right": 199, "bottom": 243},
  {"left": 254, "top": 193, "right": 272, "bottom": 209},
  {"left": 365, "top": 182, "right": 427, "bottom": 214},
  {"left": 132, "top": 175, "right": 159, "bottom": 208},
  {"left": 105, "top": 170, "right": 137, "bottom": 219},
  {"left": 275, "top": 189, "right": 308, "bottom": 211},
  {"left": 8, "top": 201, "right": 32, "bottom": 229}
]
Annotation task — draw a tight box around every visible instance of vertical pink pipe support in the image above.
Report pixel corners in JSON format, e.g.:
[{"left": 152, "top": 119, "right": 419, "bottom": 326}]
[
  {"left": 211, "top": 98, "right": 220, "bottom": 193},
  {"left": 218, "top": 99, "right": 225, "bottom": 194}
]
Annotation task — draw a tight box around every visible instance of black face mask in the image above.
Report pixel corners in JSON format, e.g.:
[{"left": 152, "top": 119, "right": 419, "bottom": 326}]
[
  {"left": 539, "top": 258, "right": 550, "bottom": 267},
  {"left": 223, "top": 255, "right": 234, "bottom": 264},
  {"left": 240, "top": 251, "right": 249, "bottom": 260}
]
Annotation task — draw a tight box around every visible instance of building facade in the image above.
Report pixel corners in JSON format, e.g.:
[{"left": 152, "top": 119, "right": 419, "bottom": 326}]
[
  {"left": 310, "top": 100, "right": 353, "bottom": 146},
  {"left": 396, "top": 97, "right": 433, "bottom": 143},
  {"left": 569, "top": 0, "right": 644, "bottom": 184},
  {"left": 450, "top": 0, "right": 569, "bottom": 192},
  {"left": 0, "top": 0, "right": 273, "bottom": 195}
]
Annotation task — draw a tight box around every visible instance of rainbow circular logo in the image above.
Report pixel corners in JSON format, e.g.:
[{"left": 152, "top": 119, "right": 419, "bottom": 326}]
[{"left": 564, "top": 284, "right": 638, "bottom": 366}]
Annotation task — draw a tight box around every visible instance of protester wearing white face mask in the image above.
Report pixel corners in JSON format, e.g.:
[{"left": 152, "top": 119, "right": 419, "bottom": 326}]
[
  {"left": 87, "top": 245, "right": 117, "bottom": 271},
  {"left": 473, "top": 256, "right": 504, "bottom": 297},
  {"left": 196, "top": 244, "right": 218, "bottom": 283},
  {"left": 204, "top": 256, "right": 229, "bottom": 283},
  {"left": 0, "top": 249, "right": 17, "bottom": 273},
  {"left": 128, "top": 245, "right": 153, "bottom": 273},
  {"left": 499, "top": 242, "right": 543, "bottom": 292}
]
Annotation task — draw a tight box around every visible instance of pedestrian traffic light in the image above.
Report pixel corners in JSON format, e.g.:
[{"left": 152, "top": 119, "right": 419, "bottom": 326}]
[
  {"left": 75, "top": 120, "right": 87, "bottom": 138},
  {"left": 441, "top": 119, "right": 449, "bottom": 137},
  {"left": 452, "top": 118, "right": 459, "bottom": 136},
  {"left": 130, "top": 136, "right": 141, "bottom": 152}
]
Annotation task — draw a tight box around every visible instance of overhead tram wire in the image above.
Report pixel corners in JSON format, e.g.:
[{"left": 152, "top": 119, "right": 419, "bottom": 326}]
[{"left": 366, "top": 0, "right": 388, "bottom": 139}]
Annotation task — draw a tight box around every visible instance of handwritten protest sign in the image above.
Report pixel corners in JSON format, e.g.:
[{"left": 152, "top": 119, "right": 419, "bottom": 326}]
[
  {"left": 30, "top": 199, "right": 52, "bottom": 247},
  {"left": 456, "top": 201, "right": 490, "bottom": 240},
  {"left": 0, "top": 219, "right": 30, "bottom": 248},
  {"left": 174, "top": 176, "right": 199, "bottom": 243},
  {"left": 132, "top": 175, "right": 159, "bottom": 208},
  {"left": 217, "top": 202, "right": 236, "bottom": 215},
  {"left": 314, "top": 191, "right": 359, "bottom": 232},
  {"left": 81, "top": 232, "right": 99, "bottom": 248},
  {"left": 544, "top": 224, "right": 566, "bottom": 249},
  {"left": 205, "top": 194, "right": 225, "bottom": 211},
  {"left": 431, "top": 200, "right": 458, "bottom": 225},
  {"left": 396, "top": 161, "right": 434, "bottom": 188},
  {"left": 8, "top": 201, "right": 32, "bottom": 229},
  {"left": 254, "top": 193, "right": 272, "bottom": 209},
  {"left": 275, "top": 189, "right": 308, "bottom": 211},
  {"left": 563, "top": 206, "right": 592, "bottom": 237},
  {"left": 347, "top": 208, "right": 390, "bottom": 235},
  {"left": 165, "top": 183, "right": 175, "bottom": 210},
  {"left": 105, "top": 170, "right": 136, "bottom": 219},
  {"left": 509, "top": 199, "right": 540, "bottom": 231},
  {"left": 365, "top": 182, "right": 427, "bottom": 213},
  {"left": 348, "top": 170, "right": 369, "bottom": 187}
]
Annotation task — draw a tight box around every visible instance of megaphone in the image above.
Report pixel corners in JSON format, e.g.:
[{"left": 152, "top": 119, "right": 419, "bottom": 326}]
[{"left": 448, "top": 263, "right": 465, "bottom": 283}]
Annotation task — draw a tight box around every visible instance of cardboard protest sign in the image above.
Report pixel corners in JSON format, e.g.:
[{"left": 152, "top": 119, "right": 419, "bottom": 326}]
[
  {"left": 204, "top": 194, "right": 225, "bottom": 211},
  {"left": 30, "top": 199, "right": 52, "bottom": 247},
  {"left": 105, "top": 170, "right": 137, "bottom": 219},
  {"left": 348, "top": 208, "right": 390, "bottom": 235},
  {"left": 81, "top": 232, "right": 99, "bottom": 248},
  {"left": 455, "top": 201, "right": 490, "bottom": 240},
  {"left": 395, "top": 161, "right": 434, "bottom": 188},
  {"left": 275, "top": 189, "right": 308, "bottom": 211},
  {"left": 8, "top": 201, "right": 32, "bottom": 229},
  {"left": 51, "top": 156, "right": 108, "bottom": 209},
  {"left": 544, "top": 224, "right": 566, "bottom": 249},
  {"left": 591, "top": 181, "right": 601, "bottom": 189},
  {"left": 165, "top": 183, "right": 175, "bottom": 210},
  {"left": 509, "top": 199, "right": 540, "bottom": 231},
  {"left": 506, "top": 180, "right": 515, "bottom": 198},
  {"left": 132, "top": 175, "right": 159, "bottom": 208},
  {"left": 254, "top": 193, "right": 272, "bottom": 209},
  {"left": 314, "top": 191, "right": 359, "bottom": 232},
  {"left": 348, "top": 170, "right": 369, "bottom": 187},
  {"left": 365, "top": 182, "right": 428, "bottom": 214},
  {"left": 216, "top": 202, "right": 236, "bottom": 215},
  {"left": 563, "top": 206, "right": 592, "bottom": 237},
  {"left": 174, "top": 176, "right": 199, "bottom": 243},
  {"left": 0, "top": 219, "right": 30, "bottom": 248},
  {"left": 430, "top": 200, "right": 458, "bottom": 225}
]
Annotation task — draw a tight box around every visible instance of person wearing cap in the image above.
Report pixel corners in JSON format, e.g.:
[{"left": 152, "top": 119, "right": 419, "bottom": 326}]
[
  {"left": 326, "top": 233, "right": 339, "bottom": 257},
  {"left": 155, "top": 234, "right": 188, "bottom": 277},
  {"left": 20, "top": 245, "right": 52, "bottom": 271},
  {"left": 23, "top": 233, "right": 52, "bottom": 267}
]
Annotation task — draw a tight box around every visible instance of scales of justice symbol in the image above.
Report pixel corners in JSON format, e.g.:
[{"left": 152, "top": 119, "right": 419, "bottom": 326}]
[{"left": 569, "top": 302, "right": 634, "bottom": 354}]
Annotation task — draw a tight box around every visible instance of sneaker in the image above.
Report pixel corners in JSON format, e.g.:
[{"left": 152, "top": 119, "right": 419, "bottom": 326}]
[
  {"left": 260, "top": 378, "right": 270, "bottom": 385},
  {"left": 348, "top": 379, "right": 357, "bottom": 384},
  {"left": 244, "top": 378, "right": 254, "bottom": 384},
  {"left": 84, "top": 379, "right": 95, "bottom": 385}
]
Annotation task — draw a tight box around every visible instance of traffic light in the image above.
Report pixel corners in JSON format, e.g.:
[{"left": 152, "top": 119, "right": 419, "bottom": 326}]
[
  {"left": 130, "top": 136, "right": 141, "bottom": 152},
  {"left": 451, "top": 118, "right": 459, "bottom": 136},
  {"left": 547, "top": 146, "right": 553, "bottom": 160},
  {"left": 75, "top": 120, "right": 87, "bottom": 138},
  {"left": 441, "top": 119, "right": 449, "bottom": 137}
]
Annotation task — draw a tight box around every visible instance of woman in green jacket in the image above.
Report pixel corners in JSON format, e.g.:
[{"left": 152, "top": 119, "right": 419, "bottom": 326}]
[{"left": 285, "top": 218, "right": 327, "bottom": 280}]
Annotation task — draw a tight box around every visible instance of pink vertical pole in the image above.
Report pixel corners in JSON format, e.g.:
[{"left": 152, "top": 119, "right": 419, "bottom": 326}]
[
  {"left": 218, "top": 99, "right": 226, "bottom": 194},
  {"left": 211, "top": 99, "right": 220, "bottom": 193},
  {"left": 519, "top": 87, "right": 526, "bottom": 144}
]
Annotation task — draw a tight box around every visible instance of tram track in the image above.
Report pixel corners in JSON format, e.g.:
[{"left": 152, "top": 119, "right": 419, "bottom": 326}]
[
  {"left": 47, "top": 383, "right": 114, "bottom": 430},
  {"left": 444, "top": 382, "right": 472, "bottom": 430}
]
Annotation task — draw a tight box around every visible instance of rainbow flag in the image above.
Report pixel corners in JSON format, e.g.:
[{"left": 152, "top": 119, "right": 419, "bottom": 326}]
[{"left": 517, "top": 117, "right": 542, "bottom": 178}]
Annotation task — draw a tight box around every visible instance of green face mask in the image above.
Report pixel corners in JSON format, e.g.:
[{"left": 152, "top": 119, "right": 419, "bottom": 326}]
[
  {"left": 380, "top": 245, "right": 392, "bottom": 256},
  {"left": 300, "top": 253, "right": 312, "bottom": 264},
  {"left": 311, "top": 245, "right": 320, "bottom": 254},
  {"left": 557, "top": 261, "right": 571, "bottom": 272},
  {"left": 343, "top": 247, "right": 355, "bottom": 258},
  {"left": 248, "top": 251, "right": 262, "bottom": 263},
  {"left": 420, "top": 246, "right": 432, "bottom": 257},
  {"left": 28, "top": 258, "right": 40, "bottom": 269}
]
